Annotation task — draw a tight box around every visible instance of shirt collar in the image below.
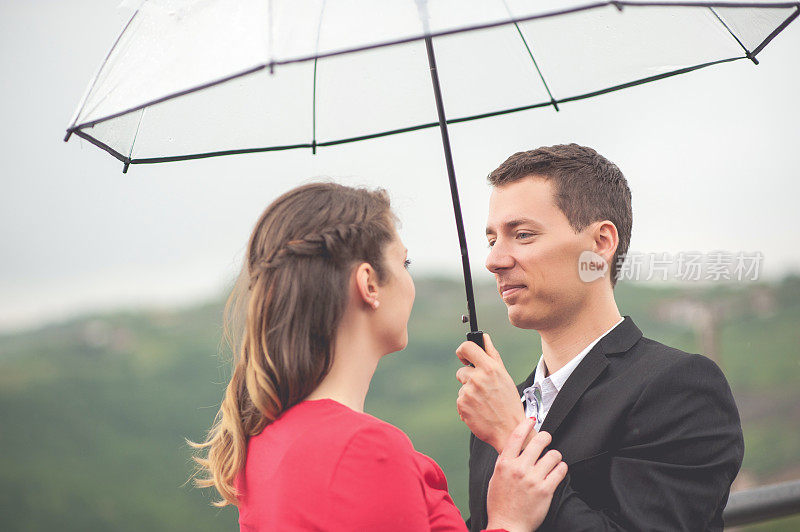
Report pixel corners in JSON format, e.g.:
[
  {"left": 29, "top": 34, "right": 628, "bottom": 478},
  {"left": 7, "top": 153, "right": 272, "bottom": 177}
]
[{"left": 533, "top": 316, "right": 624, "bottom": 392}]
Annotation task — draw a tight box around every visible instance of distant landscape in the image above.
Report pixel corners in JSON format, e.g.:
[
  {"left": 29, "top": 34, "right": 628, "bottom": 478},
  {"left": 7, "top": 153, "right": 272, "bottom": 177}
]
[{"left": 1, "top": 276, "right": 799, "bottom": 531}]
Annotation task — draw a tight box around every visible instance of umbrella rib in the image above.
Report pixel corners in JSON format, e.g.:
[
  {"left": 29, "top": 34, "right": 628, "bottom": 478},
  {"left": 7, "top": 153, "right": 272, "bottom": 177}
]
[
  {"left": 617, "top": 1, "right": 798, "bottom": 8},
  {"left": 124, "top": 108, "right": 146, "bottom": 173},
  {"left": 267, "top": 0, "right": 274, "bottom": 68},
  {"left": 311, "top": 1, "right": 327, "bottom": 155},
  {"left": 500, "top": 0, "right": 560, "bottom": 111},
  {"left": 510, "top": 21, "right": 559, "bottom": 111},
  {"left": 64, "top": 9, "right": 139, "bottom": 142},
  {"left": 72, "top": 129, "right": 130, "bottom": 166},
  {"left": 312, "top": 60, "right": 318, "bottom": 154},
  {"left": 65, "top": 7, "right": 140, "bottom": 141},
  {"left": 69, "top": 64, "right": 266, "bottom": 133},
  {"left": 708, "top": 7, "right": 759, "bottom": 64},
  {"left": 750, "top": 4, "right": 800, "bottom": 57}
]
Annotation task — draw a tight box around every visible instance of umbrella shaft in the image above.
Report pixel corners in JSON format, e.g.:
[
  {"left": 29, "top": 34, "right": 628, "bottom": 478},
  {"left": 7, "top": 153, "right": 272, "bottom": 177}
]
[{"left": 424, "top": 35, "right": 480, "bottom": 334}]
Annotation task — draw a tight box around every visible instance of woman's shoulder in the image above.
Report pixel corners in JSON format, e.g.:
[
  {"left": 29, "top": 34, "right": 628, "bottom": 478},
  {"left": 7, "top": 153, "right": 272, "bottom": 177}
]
[
  {"left": 310, "top": 399, "right": 414, "bottom": 452},
  {"left": 243, "top": 399, "right": 419, "bottom": 492},
  {"left": 276, "top": 398, "right": 414, "bottom": 453},
  {"left": 270, "top": 399, "right": 422, "bottom": 485}
]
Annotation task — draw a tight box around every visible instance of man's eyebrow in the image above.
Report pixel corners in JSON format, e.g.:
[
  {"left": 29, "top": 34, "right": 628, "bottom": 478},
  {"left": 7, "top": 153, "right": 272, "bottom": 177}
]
[{"left": 486, "top": 218, "right": 542, "bottom": 235}]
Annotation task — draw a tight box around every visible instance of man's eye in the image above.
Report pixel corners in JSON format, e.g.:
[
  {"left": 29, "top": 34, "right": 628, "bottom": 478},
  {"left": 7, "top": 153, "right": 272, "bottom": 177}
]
[
  {"left": 517, "top": 232, "right": 536, "bottom": 240},
  {"left": 403, "top": 259, "right": 412, "bottom": 269},
  {"left": 487, "top": 240, "right": 496, "bottom": 248}
]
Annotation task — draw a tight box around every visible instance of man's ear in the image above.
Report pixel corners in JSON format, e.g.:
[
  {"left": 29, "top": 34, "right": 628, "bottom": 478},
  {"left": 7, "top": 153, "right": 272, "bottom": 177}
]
[
  {"left": 354, "top": 262, "right": 380, "bottom": 308},
  {"left": 593, "top": 220, "right": 619, "bottom": 266}
]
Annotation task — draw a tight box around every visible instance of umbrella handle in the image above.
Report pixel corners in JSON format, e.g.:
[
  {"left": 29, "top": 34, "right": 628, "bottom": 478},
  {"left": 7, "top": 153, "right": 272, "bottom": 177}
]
[
  {"left": 466, "top": 330, "right": 485, "bottom": 350},
  {"left": 462, "top": 331, "right": 485, "bottom": 368}
]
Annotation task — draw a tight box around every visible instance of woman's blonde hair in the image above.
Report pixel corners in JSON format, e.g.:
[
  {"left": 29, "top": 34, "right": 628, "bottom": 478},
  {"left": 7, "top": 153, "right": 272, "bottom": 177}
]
[{"left": 190, "top": 182, "right": 395, "bottom": 506}]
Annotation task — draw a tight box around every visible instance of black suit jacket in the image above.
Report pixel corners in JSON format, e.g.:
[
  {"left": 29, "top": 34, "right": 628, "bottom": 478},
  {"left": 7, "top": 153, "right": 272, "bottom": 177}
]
[{"left": 467, "top": 316, "right": 744, "bottom": 531}]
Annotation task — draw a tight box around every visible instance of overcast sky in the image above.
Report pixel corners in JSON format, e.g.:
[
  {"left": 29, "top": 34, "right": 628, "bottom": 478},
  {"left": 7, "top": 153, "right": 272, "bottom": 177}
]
[{"left": 1, "top": 0, "right": 799, "bottom": 333}]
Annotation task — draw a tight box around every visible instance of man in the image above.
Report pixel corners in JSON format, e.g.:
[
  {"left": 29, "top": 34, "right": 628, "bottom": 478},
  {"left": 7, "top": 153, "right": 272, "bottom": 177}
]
[{"left": 455, "top": 144, "right": 744, "bottom": 531}]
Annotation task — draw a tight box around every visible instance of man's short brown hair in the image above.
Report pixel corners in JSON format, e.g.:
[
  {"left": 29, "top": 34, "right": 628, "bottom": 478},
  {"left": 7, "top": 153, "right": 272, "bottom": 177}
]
[{"left": 488, "top": 143, "right": 632, "bottom": 286}]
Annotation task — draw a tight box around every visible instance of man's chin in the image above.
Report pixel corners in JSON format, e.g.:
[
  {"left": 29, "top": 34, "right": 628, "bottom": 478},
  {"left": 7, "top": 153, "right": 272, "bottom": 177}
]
[{"left": 507, "top": 306, "right": 541, "bottom": 330}]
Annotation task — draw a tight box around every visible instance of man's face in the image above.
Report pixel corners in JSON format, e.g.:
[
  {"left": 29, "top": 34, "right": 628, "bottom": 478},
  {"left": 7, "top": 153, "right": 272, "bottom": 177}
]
[{"left": 485, "top": 176, "right": 595, "bottom": 330}]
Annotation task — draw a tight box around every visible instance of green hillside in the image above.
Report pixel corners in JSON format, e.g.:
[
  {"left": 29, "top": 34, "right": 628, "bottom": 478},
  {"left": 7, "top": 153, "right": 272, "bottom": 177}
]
[{"left": 1, "top": 276, "right": 799, "bottom": 531}]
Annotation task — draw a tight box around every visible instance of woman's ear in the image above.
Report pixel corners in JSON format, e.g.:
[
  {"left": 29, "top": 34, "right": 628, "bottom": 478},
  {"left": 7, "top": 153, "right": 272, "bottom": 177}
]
[{"left": 354, "top": 262, "right": 380, "bottom": 309}]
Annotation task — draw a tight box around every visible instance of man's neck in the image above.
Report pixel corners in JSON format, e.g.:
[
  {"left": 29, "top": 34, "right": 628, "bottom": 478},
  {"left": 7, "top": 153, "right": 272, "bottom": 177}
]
[{"left": 539, "top": 296, "right": 622, "bottom": 376}]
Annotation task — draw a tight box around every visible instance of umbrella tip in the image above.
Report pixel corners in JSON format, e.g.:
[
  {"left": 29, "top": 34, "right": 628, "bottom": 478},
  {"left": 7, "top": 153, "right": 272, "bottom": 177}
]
[
  {"left": 63, "top": 130, "right": 72, "bottom": 142},
  {"left": 746, "top": 52, "right": 760, "bottom": 65},
  {"left": 611, "top": 1, "right": 623, "bottom": 12},
  {"left": 551, "top": 99, "right": 560, "bottom": 112},
  {"left": 123, "top": 162, "right": 130, "bottom": 173}
]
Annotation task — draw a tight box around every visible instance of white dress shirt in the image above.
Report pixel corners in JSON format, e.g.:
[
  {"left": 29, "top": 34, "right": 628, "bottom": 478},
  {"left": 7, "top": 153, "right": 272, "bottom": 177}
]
[{"left": 522, "top": 317, "right": 624, "bottom": 431}]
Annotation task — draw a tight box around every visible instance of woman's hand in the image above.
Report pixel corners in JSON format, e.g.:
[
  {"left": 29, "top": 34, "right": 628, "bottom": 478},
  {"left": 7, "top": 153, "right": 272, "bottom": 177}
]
[{"left": 485, "top": 419, "right": 568, "bottom": 532}]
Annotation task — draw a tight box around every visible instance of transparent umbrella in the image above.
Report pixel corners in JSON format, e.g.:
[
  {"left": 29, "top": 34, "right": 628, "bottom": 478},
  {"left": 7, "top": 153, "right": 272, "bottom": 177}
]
[{"left": 64, "top": 0, "right": 800, "bottom": 346}]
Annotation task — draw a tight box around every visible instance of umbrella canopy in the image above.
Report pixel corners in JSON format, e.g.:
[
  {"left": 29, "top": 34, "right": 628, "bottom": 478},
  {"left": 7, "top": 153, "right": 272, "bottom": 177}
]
[
  {"left": 65, "top": 1, "right": 798, "bottom": 165},
  {"left": 64, "top": 0, "right": 799, "bottom": 343}
]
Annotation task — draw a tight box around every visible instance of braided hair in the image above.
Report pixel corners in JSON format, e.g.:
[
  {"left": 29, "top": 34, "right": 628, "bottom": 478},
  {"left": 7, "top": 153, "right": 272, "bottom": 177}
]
[
  {"left": 191, "top": 182, "right": 396, "bottom": 506},
  {"left": 248, "top": 221, "right": 375, "bottom": 289}
]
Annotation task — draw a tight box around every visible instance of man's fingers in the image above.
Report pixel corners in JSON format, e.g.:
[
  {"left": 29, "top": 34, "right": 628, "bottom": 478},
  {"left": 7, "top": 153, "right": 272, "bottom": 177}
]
[
  {"left": 482, "top": 333, "right": 502, "bottom": 362},
  {"left": 499, "top": 417, "right": 536, "bottom": 459},
  {"left": 455, "top": 342, "right": 473, "bottom": 366},
  {"left": 519, "top": 430, "right": 553, "bottom": 465},
  {"left": 456, "top": 340, "right": 493, "bottom": 368},
  {"left": 456, "top": 366, "right": 475, "bottom": 384}
]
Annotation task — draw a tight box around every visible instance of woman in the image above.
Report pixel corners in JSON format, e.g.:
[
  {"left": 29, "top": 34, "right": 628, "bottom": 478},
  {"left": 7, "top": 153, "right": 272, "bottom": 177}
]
[{"left": 192, "top": 182, "right": 567, "bottom": 531}]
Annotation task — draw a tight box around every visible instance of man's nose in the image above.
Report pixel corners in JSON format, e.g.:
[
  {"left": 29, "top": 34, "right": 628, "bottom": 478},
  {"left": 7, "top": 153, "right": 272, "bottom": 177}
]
[{"left": 486, "top": 240, "right": 515, "bottom": 273}]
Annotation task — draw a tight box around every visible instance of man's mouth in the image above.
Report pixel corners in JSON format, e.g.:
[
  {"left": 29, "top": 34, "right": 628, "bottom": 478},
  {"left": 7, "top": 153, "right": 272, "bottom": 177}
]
[{"left": 499, "top": 284, "right": 526, "bottom": 300}]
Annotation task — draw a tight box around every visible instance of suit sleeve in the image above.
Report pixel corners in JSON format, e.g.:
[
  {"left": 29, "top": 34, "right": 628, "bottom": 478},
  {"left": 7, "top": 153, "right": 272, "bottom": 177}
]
[{"left": 545, "top": 353, "right": 744, "bottom": 531}]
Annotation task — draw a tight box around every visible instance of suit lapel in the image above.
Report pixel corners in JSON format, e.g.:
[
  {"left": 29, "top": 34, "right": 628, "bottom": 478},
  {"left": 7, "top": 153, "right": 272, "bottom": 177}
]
[
  {"left": 538, "top": 316, "right": 642, "bottom": 435},
  {"left": 538, "top": 351, "right": 608, "bottom": 435}
]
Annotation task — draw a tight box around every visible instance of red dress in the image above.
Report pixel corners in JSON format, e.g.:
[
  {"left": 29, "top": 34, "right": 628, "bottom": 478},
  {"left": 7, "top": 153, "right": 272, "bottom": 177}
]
[{"left": 236, "top": 399, "right": 504, "bottom": 531}]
